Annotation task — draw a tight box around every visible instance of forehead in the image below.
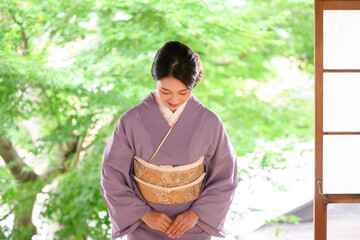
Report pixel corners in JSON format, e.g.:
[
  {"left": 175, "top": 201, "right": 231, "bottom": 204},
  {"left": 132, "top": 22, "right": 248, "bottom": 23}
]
[{"left": 157, "top": 76, "right": 189, "bottom": 91}]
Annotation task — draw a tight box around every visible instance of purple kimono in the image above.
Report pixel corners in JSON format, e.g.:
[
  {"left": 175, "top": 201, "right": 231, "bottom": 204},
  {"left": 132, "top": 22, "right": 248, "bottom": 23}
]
[{"left": 101, "top": 93, "right": 238, "bottom": 239}]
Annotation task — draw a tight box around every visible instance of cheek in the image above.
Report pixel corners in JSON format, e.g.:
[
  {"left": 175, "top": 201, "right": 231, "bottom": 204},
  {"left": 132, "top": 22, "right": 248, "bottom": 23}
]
[
  {"left": 159, "top": 93, "right": 169, "bottom": 102},
  {"left": 180, "top": 96, "right": 186, "bottom": 102},
  {"left": 181, "top": 93, "right": 191, "bottom": 102}
]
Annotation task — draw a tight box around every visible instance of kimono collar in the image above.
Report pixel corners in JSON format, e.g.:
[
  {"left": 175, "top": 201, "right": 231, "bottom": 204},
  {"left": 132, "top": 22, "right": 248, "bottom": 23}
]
[{"left": 153, "top": 90, "right": 190, "bottom": 127}]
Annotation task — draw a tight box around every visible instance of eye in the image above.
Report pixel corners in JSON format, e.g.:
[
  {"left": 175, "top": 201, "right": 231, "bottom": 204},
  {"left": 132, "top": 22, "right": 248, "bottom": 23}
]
[
  {"left": 179, "top": 93, "right": 187, "bottom": 96},
  {"left": 161, "top": 91, "right": 170, "bottom": 95}
]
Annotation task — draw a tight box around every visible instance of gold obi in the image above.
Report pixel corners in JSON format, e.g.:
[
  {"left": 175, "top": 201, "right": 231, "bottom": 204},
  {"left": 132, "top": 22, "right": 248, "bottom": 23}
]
[{"left": 132, "top": 155, "right": 205, "bottom": 205}]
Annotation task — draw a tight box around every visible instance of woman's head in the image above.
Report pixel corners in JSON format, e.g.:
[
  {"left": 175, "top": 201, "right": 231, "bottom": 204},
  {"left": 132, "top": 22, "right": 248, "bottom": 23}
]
[
  {"left": 151, "top": 41, "right": 199, "bottom": 90},
  {"left": 151, "top": 41, "right": 201, "bottom": 112}
]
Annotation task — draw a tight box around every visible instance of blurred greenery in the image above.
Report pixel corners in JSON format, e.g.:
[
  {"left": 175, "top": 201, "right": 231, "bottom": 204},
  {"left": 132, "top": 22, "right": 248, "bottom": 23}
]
[{"left": 0, "top": 0, "right": 314, "bottom": 239}]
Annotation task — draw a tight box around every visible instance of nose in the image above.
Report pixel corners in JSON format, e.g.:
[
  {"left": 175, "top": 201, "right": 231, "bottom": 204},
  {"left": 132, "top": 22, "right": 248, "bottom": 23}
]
[{"left": 169, "top": 94, "right": 180, "bottom": 104}]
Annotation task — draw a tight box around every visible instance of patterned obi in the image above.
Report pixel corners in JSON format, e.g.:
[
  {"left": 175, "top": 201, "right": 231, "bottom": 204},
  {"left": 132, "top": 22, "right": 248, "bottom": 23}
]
[{"left": 132, "top": 156, "right": 205, "bottom": 205}]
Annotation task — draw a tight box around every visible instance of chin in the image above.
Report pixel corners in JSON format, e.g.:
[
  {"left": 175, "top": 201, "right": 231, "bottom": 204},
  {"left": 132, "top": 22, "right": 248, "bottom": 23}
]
[{"left": 169, "top": 107, "right": 178, "bottom": 111}]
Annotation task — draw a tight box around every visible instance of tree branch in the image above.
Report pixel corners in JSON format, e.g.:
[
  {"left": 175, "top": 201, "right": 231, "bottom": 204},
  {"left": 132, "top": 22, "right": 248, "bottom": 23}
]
[
  {"left": 70, "top": 135, "right": 84, "bottom": 169},
  {"left": 62, "top": 135, "right": 80, "bottom": 168},
  {"left": 40, "top": 135, "right": 81, "bottom": 181},
  {"left": 8, "top": 9, "right": 30, "bottom": 56},
  {"left": 39, "top": 85, "right": 61, "bottom": 127},
  {"left": 40, "top": 4, "right": 82, "bottom": 52},
  {"left": 0, "top": 138, "right": 39, "bottom": 183}
]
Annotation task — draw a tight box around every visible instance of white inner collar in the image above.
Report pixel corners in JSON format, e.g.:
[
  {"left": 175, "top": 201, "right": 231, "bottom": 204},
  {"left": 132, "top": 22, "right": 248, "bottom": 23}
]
[{"left": 153, "top": 90, "right": 189, "bottom": 126}]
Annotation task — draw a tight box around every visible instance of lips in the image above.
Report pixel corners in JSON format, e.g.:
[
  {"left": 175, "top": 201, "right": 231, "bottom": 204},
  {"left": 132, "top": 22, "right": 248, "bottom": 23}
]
[{"left": 167, "top": 102, "right": 180, "bottom": 108}]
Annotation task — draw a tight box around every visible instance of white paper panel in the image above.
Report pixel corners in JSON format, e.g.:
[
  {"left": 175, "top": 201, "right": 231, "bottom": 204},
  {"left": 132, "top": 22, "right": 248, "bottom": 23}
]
[
  {"left": 327, "top": 204, "right": 360, "bottom": 240},
  {"left": 323, "top": 135, "right": 360, "bottom": 194},
  {"left": 324, "top": 10, "right": 360, "bottom": 69},
  {"left": 323, "top": 73, "right": 360, "bottom": 132}
]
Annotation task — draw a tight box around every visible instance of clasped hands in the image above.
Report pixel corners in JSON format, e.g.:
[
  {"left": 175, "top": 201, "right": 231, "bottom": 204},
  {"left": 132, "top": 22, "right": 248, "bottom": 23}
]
[{"left": 141, "top": 209, "right": 199, "bottom": 238}]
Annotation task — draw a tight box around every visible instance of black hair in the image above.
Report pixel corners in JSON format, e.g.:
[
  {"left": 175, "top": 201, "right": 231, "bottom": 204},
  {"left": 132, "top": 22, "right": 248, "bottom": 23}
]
[{"left": 151, "top": 41, "right": 199, "bottom": 90}]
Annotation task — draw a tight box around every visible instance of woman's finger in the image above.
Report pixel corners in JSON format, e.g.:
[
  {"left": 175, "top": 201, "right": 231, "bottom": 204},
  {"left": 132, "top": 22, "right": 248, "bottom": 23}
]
[
  {"left": 169, "top": 222, "right": 184, "bottom": 238},
  {"left": 173, "top": 224, "right": 188, "bottom": 238},
  {"left": 167, "top": 219, "right": 182, "bottom": 236},
  {"left": 167, "top": 218, "right": 179, "bottom": 234},
  {"left": 161, "top": 214, "right": 173, "bottom": 225},
  {"left": 159, "top": 226, "right": 168, "bottom": 234},
  {"left": 160, "top": 220, "right": 171, "bottom": 230}
]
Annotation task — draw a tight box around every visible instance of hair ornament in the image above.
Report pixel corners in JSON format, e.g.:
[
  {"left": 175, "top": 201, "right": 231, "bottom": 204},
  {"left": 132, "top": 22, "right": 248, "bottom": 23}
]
[{"left": 194, "top": 52, "right": 202, "bottom": 82}]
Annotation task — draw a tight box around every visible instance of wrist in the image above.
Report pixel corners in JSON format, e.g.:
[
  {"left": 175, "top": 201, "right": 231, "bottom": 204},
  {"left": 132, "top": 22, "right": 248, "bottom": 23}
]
[
  {"left": 188, "top": 209, "right": 199, "bottom": 220},
  {"left": 141, "top": 210, "right": 153, "bottom": 221}
]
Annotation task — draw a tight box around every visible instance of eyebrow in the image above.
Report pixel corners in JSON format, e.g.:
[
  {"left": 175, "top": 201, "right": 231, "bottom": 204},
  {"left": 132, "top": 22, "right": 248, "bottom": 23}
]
[{"left": 161, "top": 87, "right": 189, "bottom": 92}]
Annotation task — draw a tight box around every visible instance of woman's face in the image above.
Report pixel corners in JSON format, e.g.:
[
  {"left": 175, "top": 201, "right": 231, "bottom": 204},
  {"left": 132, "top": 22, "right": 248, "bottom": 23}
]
[{"left": 156, "top": 76, "right": 192, "bottom": 112}]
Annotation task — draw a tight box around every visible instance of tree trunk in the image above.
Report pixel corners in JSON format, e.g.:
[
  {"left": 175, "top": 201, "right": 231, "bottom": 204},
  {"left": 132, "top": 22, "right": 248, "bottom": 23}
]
[
  {"left": 11, "top": 191, "right": 37, "bottom": 239},
  {"left": 0, "top": 136, "right": 81, "bottom": 239},
  {"left": 0, "top": 138, "right": 40, "bottom": 239}
]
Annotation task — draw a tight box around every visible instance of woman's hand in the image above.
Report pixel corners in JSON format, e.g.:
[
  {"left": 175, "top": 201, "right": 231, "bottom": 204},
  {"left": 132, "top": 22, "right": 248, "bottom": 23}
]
[
  {"left": 141, "top": 210, "right": 173, "bottom": 234},
  {"left": 167, "top": 209, "right": 199, "bottom": 238}
]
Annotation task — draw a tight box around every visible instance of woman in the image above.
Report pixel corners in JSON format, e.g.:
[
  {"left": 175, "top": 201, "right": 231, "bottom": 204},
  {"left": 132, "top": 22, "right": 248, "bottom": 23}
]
[{"left": 101, "top": 41, "right": 238, "bottom": 240}]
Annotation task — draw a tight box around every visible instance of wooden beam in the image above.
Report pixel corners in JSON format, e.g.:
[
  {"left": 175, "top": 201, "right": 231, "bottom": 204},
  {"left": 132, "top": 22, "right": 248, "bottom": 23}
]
[
  {"left": 315, "top": 0, "right": 325, "bottom": 239},
  {"left": 324, "top": 1, "right": 360, "bottom": 10},
  {"left": 324, "top": 69, "right": 360, "bottom": 72},
  {"left": 323, "top": 132, "right": 360, "bottom": 135},
  {"left": 324, "top": 194, "right": 360, "bottom": 203}
]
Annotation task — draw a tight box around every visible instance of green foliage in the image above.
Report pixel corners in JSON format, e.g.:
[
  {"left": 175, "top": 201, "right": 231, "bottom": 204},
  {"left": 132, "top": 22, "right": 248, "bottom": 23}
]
[
  {"left": 0, "top": 165, "right": 42, "bottom": 239},
  {"left": 0, "top": 0, "right": 314, "bottom": 238},
  {"left": 41, "top": 151, "right": 110, "bottom": 240},
  {"left": 265, "top": 214, "right": 302, "bottom": 237},
  {"left": 266, "top": 214, "right": 302, "bottom": 225}
]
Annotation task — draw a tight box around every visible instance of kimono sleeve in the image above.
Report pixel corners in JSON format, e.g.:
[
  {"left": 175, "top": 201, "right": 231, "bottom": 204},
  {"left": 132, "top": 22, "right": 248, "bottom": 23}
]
[
  {"left": 190, "top": 117, "right": 238, "bottom": 238},
  {"left": 101, "top": 115, "right": 151, "bottom": 238}
]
